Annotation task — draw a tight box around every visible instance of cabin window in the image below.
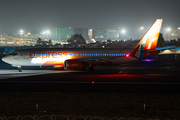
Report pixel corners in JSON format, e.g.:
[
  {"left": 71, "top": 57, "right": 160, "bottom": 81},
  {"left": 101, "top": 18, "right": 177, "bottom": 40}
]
[{"left": 10, "top": 52, "right": 17, "bottom": 56}]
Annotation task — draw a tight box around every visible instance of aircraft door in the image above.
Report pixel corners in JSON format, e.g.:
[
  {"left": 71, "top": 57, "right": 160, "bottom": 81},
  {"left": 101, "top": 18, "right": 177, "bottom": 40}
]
[
  {"left": 24, "top": 52, "right": 29, "bottom": 59},
  {"left": 23, "top": 51, "right": 29, "bottom": 65}
]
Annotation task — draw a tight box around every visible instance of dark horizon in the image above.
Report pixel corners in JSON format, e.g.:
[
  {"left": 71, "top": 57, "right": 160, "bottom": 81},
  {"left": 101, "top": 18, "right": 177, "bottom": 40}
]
[{"left": 0, "top": 0, "right": 180, "bottom": 38}]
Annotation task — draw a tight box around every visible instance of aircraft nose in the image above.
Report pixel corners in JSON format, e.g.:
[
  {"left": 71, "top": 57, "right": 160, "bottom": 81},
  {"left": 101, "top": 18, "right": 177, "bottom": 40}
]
[{"left": 2, "top": 56, "right": 9, "bottom": 63}]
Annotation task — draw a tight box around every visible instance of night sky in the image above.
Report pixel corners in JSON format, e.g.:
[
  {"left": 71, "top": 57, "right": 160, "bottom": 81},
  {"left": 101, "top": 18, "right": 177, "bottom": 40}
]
[{"left": 0, "top": 0, "right": 180, "bottom": 38}]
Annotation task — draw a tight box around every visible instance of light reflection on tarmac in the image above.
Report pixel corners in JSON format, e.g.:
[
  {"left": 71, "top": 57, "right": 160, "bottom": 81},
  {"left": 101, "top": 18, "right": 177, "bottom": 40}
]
[
  {"left": 0, "top": 68, "right": 176, "bottom": 83},
  {"left": 0, "top": 69, "right": 83, "bottom": 80},
  {"left": 0, "top": 66, "right": 180, "bottom": 93}
]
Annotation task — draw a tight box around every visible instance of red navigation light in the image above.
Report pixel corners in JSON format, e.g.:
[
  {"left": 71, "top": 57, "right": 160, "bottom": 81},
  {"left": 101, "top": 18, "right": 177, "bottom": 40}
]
[{"left": 126, "top": 54, "right": 129, "bottom": 58}]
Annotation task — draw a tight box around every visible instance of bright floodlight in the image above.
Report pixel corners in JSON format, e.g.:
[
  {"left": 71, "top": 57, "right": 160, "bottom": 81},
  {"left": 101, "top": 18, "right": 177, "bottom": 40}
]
[
  {"left": 20, "top": 30, "right": 23, "bottom": 33},
  {"left": 141, "top": 27, "right": 144, "bottom": 30},
  {"left": 43, "top": 31, "right": 46, "bottom": 34},
  {"left": 46, "top": 30, "right": 50, "bottom": 34},
  {"left": 122, "top": 29, "right": 126, "bottom": 34},
  {"left": 167, "top": 28, "right": 171, "bottom": 31}
]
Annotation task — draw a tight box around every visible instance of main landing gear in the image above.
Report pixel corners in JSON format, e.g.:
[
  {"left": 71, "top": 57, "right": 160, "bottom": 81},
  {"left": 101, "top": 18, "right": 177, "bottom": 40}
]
[
  {"left": 88, "top": 63, "right": 94, "bottom": 71},
  {"left": 89, "top": 66, "right": 94, "bottom": 71}
]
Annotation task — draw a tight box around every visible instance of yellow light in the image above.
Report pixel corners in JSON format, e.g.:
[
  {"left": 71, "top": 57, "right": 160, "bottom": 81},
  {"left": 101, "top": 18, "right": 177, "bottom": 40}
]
[
  {"left": 122, "top": 29, "right": 126, "bottom": 33},
  {"left": 167, "top": 28, "right": 171, "bottom": 31},
  {"left": 31, "top": 54, "right": 71, "bottom": 64}
]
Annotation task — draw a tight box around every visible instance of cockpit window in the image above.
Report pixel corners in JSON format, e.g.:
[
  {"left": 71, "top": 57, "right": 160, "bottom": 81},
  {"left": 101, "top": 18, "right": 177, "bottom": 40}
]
[{"left": 9, "top": 52, "right": 17, "bottom": 56}]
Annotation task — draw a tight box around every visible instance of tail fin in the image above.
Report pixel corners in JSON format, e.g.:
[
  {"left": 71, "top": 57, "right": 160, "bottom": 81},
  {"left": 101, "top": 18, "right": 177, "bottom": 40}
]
[{"left": 131, "top": 19, "right": 163, "bottom": 59}]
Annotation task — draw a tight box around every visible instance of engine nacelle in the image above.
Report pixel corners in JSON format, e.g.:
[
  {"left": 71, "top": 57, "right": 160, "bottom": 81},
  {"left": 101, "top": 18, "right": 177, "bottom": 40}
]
[{"left": 64, "top": 60, "right": 83, "bottom": 70}]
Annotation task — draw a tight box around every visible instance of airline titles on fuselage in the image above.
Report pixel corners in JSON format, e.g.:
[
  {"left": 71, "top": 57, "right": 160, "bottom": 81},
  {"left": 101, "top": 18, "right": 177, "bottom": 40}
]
[{"left": 29, "top": 51, "right": 129, "bottom": 60}]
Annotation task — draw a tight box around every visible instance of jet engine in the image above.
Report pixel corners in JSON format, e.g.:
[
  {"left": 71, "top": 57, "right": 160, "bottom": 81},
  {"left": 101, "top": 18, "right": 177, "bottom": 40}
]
[{"left": 64, "top": 60, "right": 84, "bottom": 70}]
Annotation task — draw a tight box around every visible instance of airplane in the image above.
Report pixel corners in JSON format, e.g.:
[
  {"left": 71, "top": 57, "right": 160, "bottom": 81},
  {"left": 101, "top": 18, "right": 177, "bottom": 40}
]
[
  {"left": 2, "top": 19, "right": 163, "bottom": 72},
  {"left": 5, "top": 40, "right": 17, "bottom": 45}
]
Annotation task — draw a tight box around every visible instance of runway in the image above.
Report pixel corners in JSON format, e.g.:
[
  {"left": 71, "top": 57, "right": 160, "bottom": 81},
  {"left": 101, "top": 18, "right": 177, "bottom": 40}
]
[
  {"left": 0, "top": 69, "right": 80, "bottom": 80},
  {"left": 0, "top": 54, "right": 180, "bottom": 93},
  {"left": 0, "top": 67, "right": 179, "bottom": 93}
]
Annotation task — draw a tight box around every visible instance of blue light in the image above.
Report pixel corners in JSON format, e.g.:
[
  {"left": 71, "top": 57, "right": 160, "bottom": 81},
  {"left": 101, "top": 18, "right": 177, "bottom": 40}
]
[{"left": 146, "top": 59, "right": 150, "bottom": 62}]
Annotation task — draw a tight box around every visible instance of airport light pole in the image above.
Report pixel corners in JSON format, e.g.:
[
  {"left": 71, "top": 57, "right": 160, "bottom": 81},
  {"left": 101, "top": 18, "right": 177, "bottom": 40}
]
[
  {"left": 42, "top": 30, "right": 50, "bottom": 39},
  {"left": 122, "top": 29, "right": 126, "bottom": 40},
  {"left": 43, "top": 31, "right": 46, "bottom": 39},
  {"left": 46, "top": 30, "right": 50, "bottom": 39},
  {"left": 167, "top": 28, "right": 171, "bottom": 41},
  {"left": 140, "top": 27, "right": 144, "bottom": 39},
  {"left": 20, "top": 30, "right": 23, "bottom": 38},
  {"left": 141, "top": 27, "right": 144, "bottom": 30}
]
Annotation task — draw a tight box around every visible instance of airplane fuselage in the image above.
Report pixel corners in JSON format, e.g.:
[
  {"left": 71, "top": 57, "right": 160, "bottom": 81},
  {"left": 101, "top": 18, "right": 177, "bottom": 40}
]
[{"left": 2, "top": 48, "right": 137, "bottom": 67}]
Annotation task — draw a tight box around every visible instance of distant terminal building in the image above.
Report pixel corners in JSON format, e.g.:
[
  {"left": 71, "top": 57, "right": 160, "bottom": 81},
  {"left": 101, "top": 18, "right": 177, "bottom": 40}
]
[
  {"left": 52, "top": 27, "right": 129, "bottom": 42},
  {"left": 94, "top": 29, "right": 107, "bottom": 40},
  {"left": 52, "top": 28, "right": 73, "bottom": 42},
  {"left": 107, "top": 28, "right": 118, "bottom": 40},
  {"left": 88, "top": 29, "right": 95, "bottom": 39},
  {"left": 164, "top": 28, "right": 180, "bottom": 41},
  {"left": 52, "top": 28, "right": 88, "bottom": 42},
  {"left": 94, "top": 28, "right": 122, "bottom": 40},
  {"left": 73, "top": 28, "right": 89, "bottom": 40}
]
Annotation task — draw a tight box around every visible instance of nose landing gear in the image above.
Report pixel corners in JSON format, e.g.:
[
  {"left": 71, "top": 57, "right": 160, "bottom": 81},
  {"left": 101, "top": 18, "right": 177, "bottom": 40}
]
[
  {"left": 18, "top": 67, "right": 22, "bottom": 72},
  {"left": 88, "top": 66, "right": 94, "bottom": 71},
  {"left": 12, "top": 65, "right": 22, "bottom": 72}
]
